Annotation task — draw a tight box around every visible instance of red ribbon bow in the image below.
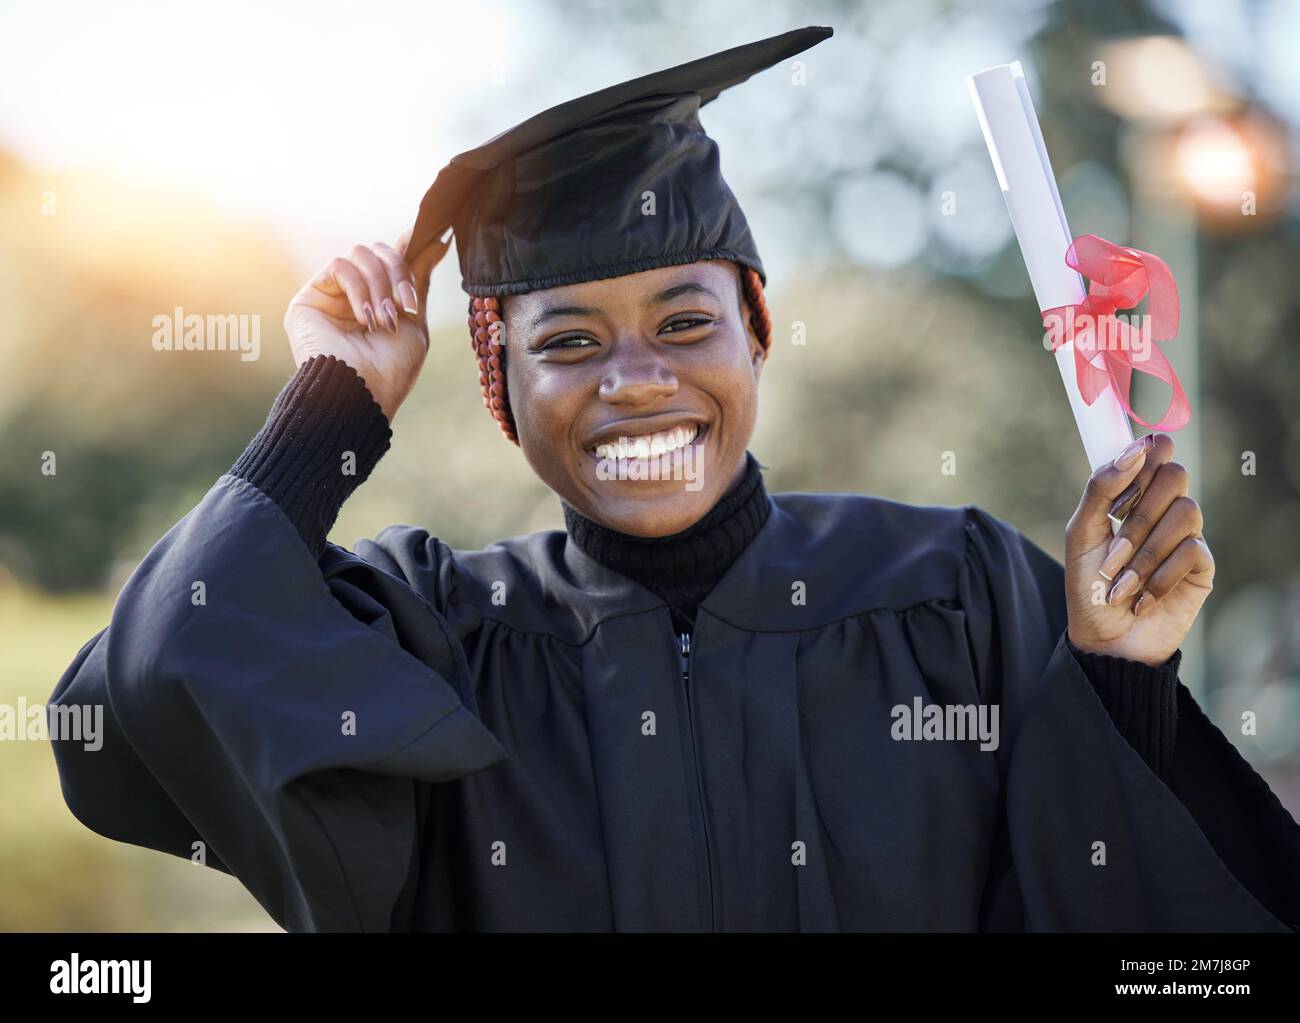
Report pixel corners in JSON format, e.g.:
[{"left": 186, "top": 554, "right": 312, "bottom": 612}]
[{"left": 1041, "top": 234, "right": 1190, "bottom": 432}]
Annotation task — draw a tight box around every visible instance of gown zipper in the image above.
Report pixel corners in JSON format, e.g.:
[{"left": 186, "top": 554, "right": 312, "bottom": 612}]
[{"left": 678, "top": 630, "right": 717, "bottom": 930}]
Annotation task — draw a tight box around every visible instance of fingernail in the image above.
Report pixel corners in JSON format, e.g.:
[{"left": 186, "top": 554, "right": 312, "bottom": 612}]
[
  {"left": 398, "top": 281, "right": 419, "bottom": 315},
  {"left": 1133, "top": 591, "right": 1155, "bottom": 617},
  {"left": 362, "top": 302, "right": 377, "bottom": 333},
  {"left": 381, "top": 298, "right": 399, "bottom": 333},
  {"left": 1099, "top": 536, "right": 1133, "bottom": 581},
  {"left": 1108, "top": 569, "right": 1140, "bottom": 606},
  {"left": 1108, "top": 481, "right": 1143, "bottom": 524},
  {"left": 1113, "top": 435, "right": 1150, "bottom": 469}
]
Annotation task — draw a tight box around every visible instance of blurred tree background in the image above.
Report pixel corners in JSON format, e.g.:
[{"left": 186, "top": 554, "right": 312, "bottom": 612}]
[{"left": 1, "top": 0, "right": 1298, "bottom": 930}]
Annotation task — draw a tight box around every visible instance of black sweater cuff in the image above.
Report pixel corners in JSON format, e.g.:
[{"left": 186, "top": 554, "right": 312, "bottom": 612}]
[
  {"left": 1069, "top": 637, "right": 1181, "bottom": 780},
  {"left": 230, "top": 355, "right": 392, "bottom": 556}
]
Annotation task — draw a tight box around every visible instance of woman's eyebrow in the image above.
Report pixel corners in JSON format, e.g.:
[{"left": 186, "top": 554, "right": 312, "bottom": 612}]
[
  {"left": 528, "top": 304, "right": 597, "bottom": 331},
  {"left": 644, "top": 282, "right": 719, "bottom": 307}
]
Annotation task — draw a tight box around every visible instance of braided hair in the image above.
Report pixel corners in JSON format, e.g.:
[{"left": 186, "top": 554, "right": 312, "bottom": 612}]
[{"left": 466, "top": 262, "right": 772, "bottom": 445}]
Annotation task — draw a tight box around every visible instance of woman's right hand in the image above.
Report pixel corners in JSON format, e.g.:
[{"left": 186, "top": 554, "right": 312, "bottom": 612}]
[{"left": 283, "top": 231, "right": 450, "bottom": 421}]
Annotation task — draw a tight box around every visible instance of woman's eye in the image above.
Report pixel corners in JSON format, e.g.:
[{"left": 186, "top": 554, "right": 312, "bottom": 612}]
[
  {"left": 661, "top": 316, "right": 715, "bottom": 334},
  {"left": 540, "top": 335, "right": 598, "bottom": 351}
]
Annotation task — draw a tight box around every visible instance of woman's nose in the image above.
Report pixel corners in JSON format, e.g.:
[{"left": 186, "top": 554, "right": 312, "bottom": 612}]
[{"left": 598, "top": 351, "right": 679, "bottom": 406}]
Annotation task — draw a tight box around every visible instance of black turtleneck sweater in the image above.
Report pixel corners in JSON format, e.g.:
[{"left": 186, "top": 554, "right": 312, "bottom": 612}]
[
  {"left": 230, "top": 355, "right": 1182, "bottom": 778},
  {"left": 562, "top": 452, "right": 770, "bottom": 637}
]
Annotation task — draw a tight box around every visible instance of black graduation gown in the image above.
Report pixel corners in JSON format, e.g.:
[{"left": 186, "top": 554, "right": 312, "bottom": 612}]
[{"left": 49, "top": 473, "right": 1300, "bottom": 931}]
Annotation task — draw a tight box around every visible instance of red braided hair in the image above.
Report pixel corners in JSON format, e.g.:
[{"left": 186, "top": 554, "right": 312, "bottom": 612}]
[{"left": 467, "top": 262, "right": 771, "bottom": 445}]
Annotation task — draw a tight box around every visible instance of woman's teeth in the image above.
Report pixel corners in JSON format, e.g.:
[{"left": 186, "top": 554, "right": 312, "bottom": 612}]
[{"left": 594, "top": 424, "right": 700, "bottom": 460}]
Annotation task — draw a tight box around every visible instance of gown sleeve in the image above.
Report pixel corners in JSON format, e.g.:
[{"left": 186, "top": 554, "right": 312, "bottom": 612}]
[
  {"left": 958, "top": 505, "right": 1300, "bottom": 931},
  {"left": 1067, "top": 638, "right": 1180, "bottom": 780},
  {"left": 48, "top": 356, "right": 509, "bottom": 932}
]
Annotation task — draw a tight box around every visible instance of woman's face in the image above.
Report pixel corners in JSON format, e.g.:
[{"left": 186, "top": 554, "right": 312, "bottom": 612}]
[{"left": 502, "top": 259, "right": 765, "bottom": 537}]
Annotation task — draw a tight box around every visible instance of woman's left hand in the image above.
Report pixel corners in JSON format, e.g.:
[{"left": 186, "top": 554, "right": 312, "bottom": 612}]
[{"left": 1064, "top": 433, "right": 1215, "bottom": 667}]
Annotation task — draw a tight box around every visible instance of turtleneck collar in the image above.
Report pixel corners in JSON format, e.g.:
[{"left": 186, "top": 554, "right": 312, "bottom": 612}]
[{"left": 561, "top": 453, "right": 771, "bottom": 619}]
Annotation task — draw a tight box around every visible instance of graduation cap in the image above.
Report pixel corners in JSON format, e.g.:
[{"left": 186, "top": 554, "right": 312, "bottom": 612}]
[{"left": 407, "top": 25, "right": 834, "bottom": 297}]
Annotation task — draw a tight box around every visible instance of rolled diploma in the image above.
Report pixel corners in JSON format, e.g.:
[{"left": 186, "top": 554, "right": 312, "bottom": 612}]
[{"left": 967, "top": 61, "right": 1133, "bottom": 473}]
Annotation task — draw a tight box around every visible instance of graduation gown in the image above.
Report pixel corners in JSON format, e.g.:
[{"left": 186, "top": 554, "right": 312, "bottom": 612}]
[{"left": 49, "top": 464, "right": 1300, "bottom": 931}]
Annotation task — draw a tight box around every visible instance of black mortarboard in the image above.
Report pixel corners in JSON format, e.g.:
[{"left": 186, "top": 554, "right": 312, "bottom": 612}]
[{"left": 407, "top": 25, "right": 834, "bottom": 297}]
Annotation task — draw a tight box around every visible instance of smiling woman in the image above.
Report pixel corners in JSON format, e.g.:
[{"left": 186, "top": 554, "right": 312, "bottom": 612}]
[
  {"left": 46, "top": 25, "right": 1300, "bottom": 933},
  {"left": 497, "top": 260, "right": 768, "bottom": 537}
]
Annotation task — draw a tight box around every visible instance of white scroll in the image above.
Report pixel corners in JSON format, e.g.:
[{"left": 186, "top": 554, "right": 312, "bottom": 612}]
[{"left": 967, "top": 61, "right": 1134, "bottom": 472}]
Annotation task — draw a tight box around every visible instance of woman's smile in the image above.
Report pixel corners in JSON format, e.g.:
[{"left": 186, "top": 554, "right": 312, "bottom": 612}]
[{"left": 584, "top": 416, "right": 707, "bottom": 464}]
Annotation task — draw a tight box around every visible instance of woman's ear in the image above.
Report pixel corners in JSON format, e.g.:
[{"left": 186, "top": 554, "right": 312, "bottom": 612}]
[{"left": 739, "top": 282, "right": 766, "bottom": 382}]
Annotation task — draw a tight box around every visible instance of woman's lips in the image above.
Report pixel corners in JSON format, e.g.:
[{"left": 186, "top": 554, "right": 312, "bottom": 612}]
[
  {"left": 583, "top": 422, "right": 710, "bottom": 469},
  {"left": 590, "top": 423, "right": 701, "bottom": 460}
]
